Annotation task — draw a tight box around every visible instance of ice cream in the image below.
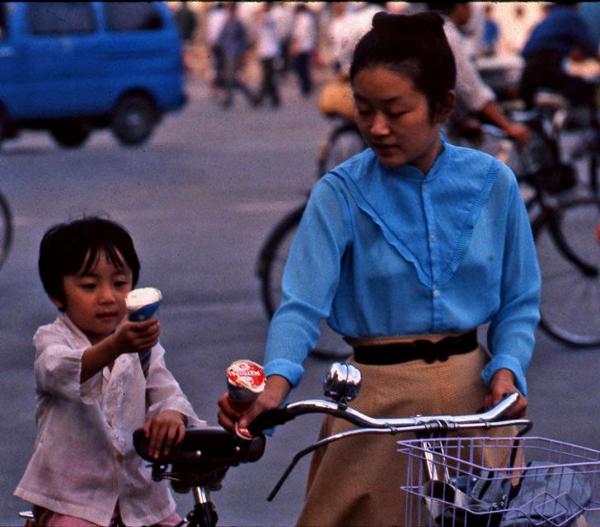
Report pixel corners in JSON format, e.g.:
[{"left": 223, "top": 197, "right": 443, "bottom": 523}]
[{"left": 126, "top": 287, "right": 162, "bottom": 321}]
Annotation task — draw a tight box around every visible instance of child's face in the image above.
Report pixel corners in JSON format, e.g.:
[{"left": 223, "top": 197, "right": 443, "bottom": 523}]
[
  {"left": 53, "top": 251, "right": 133, "bottom": 344},
  {"left": 352, "top": 66, "right": 446, "bottom": 173}
]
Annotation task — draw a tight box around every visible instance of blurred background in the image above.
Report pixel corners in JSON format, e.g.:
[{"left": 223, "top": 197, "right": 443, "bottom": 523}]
[{"left": 1, "top": 2, "right": 599, "bottom": 526}]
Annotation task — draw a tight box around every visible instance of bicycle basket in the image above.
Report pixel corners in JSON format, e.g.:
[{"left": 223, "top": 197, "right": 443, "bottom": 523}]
[{"left": 398, "top": 436, "right": 600, "bottom": 527}]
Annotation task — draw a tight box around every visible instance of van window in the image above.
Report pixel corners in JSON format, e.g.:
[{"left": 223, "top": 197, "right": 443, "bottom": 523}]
[
  {"left": 104, "top": 3, "right": 163, "bottom": 32},
  {"left": 27, "top": 3, "right": 97, "bottom": 35},
  {"left": 0, "top": 4, "right": 7, "bottom": 40}
]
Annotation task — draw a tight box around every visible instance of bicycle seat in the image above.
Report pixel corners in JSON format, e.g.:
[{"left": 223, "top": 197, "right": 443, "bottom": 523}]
[
  {"left": 533, "top": 90, "right": 568, "bottom": 112},
  {"left": 133, "top": 426, "right": 266, "bottom": 491}
]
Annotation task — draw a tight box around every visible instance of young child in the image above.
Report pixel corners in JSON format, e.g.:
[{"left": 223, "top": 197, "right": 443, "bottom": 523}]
[{"left": 15, "top": 216, "right": 204, "bottom": 527}]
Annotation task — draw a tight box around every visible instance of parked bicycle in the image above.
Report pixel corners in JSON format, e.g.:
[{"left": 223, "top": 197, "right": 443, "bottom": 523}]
[
  {"left": 256, "top": 91, "right": 600, "bottom": 350},
  {"left": 0, "top": 189, "right": 13, "bottom": 270},
  {"left": 115, "top": 362, "right": 599, "bottom": 526}
]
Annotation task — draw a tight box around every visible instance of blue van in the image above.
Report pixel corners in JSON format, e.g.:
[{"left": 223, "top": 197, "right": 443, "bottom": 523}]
[{"left": 0, "top": 2, "right": 187, "bottom": 148}]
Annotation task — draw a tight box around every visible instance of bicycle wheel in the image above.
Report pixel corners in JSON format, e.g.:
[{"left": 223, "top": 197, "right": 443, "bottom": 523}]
[
  {"left": 533, "top": 196, "right": 600, "bottom": 347},
  {"left": 317, "top": 122, "right": 365, "bottom": 176},
  {"left": 0, "top": 191, "right": 13, "bottom": 270},
  {"left": 256, "top": 205, "right": 352, "bottom": 359}
]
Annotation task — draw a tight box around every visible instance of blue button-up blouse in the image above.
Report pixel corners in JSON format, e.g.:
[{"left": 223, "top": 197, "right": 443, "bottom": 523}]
[{"left": 264, "top": 140, "right": 541, "bottom": 395}]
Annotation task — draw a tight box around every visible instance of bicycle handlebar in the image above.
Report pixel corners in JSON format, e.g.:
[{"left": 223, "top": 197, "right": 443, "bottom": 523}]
[
  {"left": 248, "top": 391, "right": 529, "bottom": 437},
  {"left": 248, "top": 392, "right": 531, "bottom": 501}
]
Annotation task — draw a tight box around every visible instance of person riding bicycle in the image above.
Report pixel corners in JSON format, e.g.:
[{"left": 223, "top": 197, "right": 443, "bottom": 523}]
[
  {"left": 428, "top": 3, "right": 531, "bottom": 148},
  {"left": 14, "top": 217, "right": 204, "bottom": 527},
  {"left": 519, "top": 3, "right": 598, "bottom": 113},
  {"left": 219, "top": 11, "right": 540, "bottom": 527}
]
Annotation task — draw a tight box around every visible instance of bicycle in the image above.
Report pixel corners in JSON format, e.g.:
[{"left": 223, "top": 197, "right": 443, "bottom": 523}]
[
  {"left": 0, "top": 189, "right": 13, "bottom": 270},
  {"left": 247, "top": 362, "right": 599, "bottom": 526},
  {"left": 256, "top": 90, "right": 600, "bottom": 350},
  {"left": 471, "top": 95, "right": 600, "bottom": 348},
  {"left": 129, "top": 362, "right": 599, "bottom": 526}
]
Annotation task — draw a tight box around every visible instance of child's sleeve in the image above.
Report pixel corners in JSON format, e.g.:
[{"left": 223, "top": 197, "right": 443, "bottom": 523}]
[
  {"left": 33, "top": 324, "right": 102, "bottom": 404},
  {"left": 145, "top": 344, "right": 205, "bottom": 428}
]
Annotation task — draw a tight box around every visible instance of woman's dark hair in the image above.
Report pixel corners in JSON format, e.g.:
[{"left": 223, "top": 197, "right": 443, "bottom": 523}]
[
  {"left": 39, "top": 216, "right": 140, "bottom": 305},
  {"left": 350, "top": 11, "right": 456, "bottom": 119}
]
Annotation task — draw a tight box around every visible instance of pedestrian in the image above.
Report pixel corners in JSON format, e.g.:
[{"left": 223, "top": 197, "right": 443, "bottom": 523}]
[
  {"left": 290, "top": 4, "right": 317, "bottom": 98},
  {"left": 173, "top": 1, "right": 197, "bottom": 43},
  {"left": 14, "top": 216, "right": 204, "bottom": 526},
  {"left": 173, "top": 2, "right": 198, "bottom": 75},
  {"left": 206, "top": 2, "right": 227, "bottom": 94},
  {"left": 217, "top": 2, "right": 256, "bottom": 109},
  {"left": 219, "top": 10, "right": 540, "bottom": 527},
  {"left": 254, "top": 2, "right": 281, "bottom": 108},
  {"left": 481, "top": 4, "right": 500, "bottom": 57}
]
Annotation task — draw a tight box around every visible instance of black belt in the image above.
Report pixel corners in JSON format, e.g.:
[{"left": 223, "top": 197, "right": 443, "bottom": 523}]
[{"left": 352, "top": 330, "right": 478, "bottom": 366}]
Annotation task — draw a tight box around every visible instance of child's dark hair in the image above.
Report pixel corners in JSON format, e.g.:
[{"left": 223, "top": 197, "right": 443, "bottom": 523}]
[
  {"left": 349, "top": 11, "right": 456, "bottom": 120},
  {"left": 39, "top": 216, "right": 140, "bottom": 305}
]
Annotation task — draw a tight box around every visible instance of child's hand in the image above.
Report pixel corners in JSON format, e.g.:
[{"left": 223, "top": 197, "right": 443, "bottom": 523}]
[
  {"left": 143, "top": 410, "right": 186, "bottom": 459},
  {"left": 112, "top": 317, "right": 160, "bottom": 355}
]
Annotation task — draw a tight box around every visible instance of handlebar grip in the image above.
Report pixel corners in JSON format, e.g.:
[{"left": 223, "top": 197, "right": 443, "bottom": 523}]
[{"left": 248, "top": 407, "right": 292, "bottom": 436}]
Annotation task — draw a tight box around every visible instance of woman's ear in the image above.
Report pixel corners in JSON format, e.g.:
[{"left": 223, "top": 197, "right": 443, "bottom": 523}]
[{"left": 434, "top": 90, "right": 456, "bottom": 124}]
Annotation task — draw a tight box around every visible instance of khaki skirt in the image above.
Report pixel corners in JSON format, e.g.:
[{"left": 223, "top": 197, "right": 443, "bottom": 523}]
[{"left": 295, "top": 346, "right": 515, "bottom": 527}]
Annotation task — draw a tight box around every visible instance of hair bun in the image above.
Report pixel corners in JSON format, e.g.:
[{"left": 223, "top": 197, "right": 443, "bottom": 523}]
[{"left": 371, "top": 10, "right": 445, "bottom": 36}]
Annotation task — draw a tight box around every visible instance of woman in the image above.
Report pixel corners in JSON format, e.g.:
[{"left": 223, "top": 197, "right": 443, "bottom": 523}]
[{"left": 219, "top": 11, "right": 540, "bottom": 527}]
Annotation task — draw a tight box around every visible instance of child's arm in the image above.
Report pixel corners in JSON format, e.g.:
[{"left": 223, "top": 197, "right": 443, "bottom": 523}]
[
  {"left": 143, "top": 345, "right": 205, "bottom": 456},
  {"left": 80, "top": 318, "right": 160, "bottom": 382}
]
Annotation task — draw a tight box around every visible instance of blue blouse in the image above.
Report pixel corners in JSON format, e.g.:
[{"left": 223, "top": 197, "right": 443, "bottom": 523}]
[{"left": 264, "top": 141, "right": 541, "bottom": 395}]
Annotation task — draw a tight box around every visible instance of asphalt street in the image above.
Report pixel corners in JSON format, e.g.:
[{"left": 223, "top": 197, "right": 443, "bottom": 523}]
[{"left": 1, "top": 78, "right": 599, "bottom": 526}]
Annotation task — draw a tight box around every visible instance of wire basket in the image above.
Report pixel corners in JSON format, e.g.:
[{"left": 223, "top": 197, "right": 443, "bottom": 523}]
[{"left": 397, "top": 436, "right": 600, "bottom": 527}]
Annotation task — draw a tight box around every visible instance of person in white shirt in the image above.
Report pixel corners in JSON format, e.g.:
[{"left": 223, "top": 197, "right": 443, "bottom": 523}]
[
  {"left": 254, "top": 2, "right": 282, "bottom": 108},
  {"left": 206, "top": 3, "right": 228, "bottom": 92},
  {"left": 14, "top": 216, "right": 204, "bottom": 527},
  {"left": 290, "top": 4, "right": 317, "bottom": 97},
  {"left": 429, "top": 3, "right": 530, "bottom": 148}
]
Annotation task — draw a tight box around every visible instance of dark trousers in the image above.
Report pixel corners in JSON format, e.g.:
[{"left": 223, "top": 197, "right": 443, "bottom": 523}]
[
  {"left": 292, "top": 51, "right": 313, "bottom": 97},
  {"left": 222, "top": 56, "right": 255, "bottom": 107},
  {"left": 255, "top": 57, "right": 280, "bottom": 107}
]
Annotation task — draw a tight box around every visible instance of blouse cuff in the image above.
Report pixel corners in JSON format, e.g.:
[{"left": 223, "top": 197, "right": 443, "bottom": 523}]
[
  {"left": 481, "top": 354, "right": 528, "bottom": 397},
  {"left": 264, "top": 359, "right": 304, "bottom": 388}
]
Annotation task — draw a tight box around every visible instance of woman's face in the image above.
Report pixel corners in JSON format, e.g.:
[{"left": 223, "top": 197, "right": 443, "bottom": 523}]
[{"left": 352, "top": 66, "right": 445, "bottom": 172}]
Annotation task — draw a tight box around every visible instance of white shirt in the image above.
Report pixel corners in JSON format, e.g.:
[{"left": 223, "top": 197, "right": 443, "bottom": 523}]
[
  {"left": 206, "top": 5, "right": 228, "bottom": 46},
  {"left": 292, "top": 10, "right": 317, "bottom": 53},
  {"left": 14, "top": 316, "right": 204, "bottom": 527},
  {"left": 443, "top": 18, "right": 496, "bottom": 113},
  {"left": 256, "top": 11, "right": 280, "bottom": 59}
]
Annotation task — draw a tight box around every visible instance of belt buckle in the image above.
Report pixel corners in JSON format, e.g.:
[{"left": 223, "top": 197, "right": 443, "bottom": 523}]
[{"left": 413, "top": 339, "right": 447, "bottom": 363}]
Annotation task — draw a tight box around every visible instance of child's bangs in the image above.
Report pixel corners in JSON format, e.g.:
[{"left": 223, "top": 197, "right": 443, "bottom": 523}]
[{"left": 79, "top": 243, "right": 128, "bottom": 276}]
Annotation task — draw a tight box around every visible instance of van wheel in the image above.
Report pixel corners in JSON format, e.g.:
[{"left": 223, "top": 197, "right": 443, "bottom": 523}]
[
  {"left": 50, "top": 124, "right": 91, "bottom": 148},
  {"left": 111, "top": 95, "right": 157, "bottom": 146}
]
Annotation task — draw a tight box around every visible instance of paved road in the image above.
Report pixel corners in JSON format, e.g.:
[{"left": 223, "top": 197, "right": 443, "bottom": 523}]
[{"left": 1, "top": 79, "right": 599, "bottom": 526}]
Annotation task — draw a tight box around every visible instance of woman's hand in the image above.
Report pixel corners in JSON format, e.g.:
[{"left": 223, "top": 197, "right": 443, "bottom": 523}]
[
  {"left": 143, "top": 409, "right": 186, "bottom": 459},
  {"left": 484, "top": 368, "right": 528, "bottom": 418},
  {"left": 218, "top": 375, "right": 291, "bottom": 436}
]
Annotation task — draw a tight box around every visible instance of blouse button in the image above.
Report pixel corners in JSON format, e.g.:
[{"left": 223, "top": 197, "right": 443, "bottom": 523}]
[{"left": 433, "top": 289, "right": 441, "bottom": 298}]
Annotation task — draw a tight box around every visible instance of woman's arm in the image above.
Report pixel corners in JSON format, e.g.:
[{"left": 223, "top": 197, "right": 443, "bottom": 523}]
[{"left": 483, "top": 173, "right": 541, "bottom": 400}]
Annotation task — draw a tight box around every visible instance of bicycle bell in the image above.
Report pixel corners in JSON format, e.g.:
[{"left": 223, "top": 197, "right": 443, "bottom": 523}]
[{"left": 323, "top": 362, "right": 362, "bottom": 404}]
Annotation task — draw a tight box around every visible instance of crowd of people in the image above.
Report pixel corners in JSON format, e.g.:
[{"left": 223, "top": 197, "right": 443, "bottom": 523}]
[
  {"left": 11, "top": 2, "right": 600, "bottom": 526},
  {"left": 170, "top": 2, "right": 599, "bottom": 115}
]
